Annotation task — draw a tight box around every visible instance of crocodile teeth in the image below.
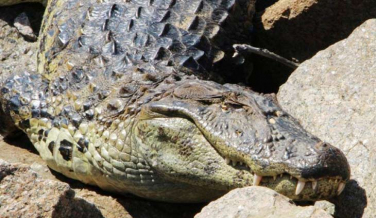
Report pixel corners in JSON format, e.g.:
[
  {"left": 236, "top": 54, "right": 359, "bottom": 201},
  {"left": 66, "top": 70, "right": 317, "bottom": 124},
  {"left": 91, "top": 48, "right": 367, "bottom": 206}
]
[
  {"left": 273, "top": 175, "right": 277, "bottom": 181},
  {"left": 225, "top": 157, "right": 230, "bottom": 164},
  {"left": 295, "top": 181, "right": 306, "bottom": 195},
  {"left": 253, "top": 174, "right": 263, "bottom": 186},
  {"left": 312, "top": 180, "right": 318, "bottom": 190},
  {"left": 337, "top": 183, "right": 346, "bottom": 195},
  {"left": 232, "top": 161, "right": 237, "bottom": 167}
]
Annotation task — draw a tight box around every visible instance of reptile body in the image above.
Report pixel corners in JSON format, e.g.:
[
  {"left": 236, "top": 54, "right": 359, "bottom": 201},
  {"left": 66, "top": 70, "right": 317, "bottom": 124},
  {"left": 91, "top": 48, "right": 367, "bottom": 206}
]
[{"left": 0, "top": 0, "right": 350, "bottom": 202}]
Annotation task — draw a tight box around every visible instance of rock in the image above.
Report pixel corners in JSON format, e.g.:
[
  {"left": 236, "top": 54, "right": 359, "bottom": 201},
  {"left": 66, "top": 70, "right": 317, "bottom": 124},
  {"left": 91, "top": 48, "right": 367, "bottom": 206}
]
[
  {"left": 314, "top": 201, "right": 335, "bottom": 216},
  {"left": 0, "top": 159, "right": 104, "bottom": 218},
  {"left": 256, "top": 0, "right": 376, "bottom": 62},
  {"left": 248, "top": 0, "right": 376, "bottom": 93},
  {"left": 277, "top": 19, "right": 376, "bottom": 218},
  {"left": 195, "top": 187, "right": 332, "bottom": 218},
  {"left": 14, "top": 12, "right": 37, "bottom": 41}
]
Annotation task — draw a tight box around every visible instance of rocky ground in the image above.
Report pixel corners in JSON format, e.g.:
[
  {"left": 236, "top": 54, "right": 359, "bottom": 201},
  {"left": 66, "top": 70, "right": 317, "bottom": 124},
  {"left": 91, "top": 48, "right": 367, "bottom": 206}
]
[{"left": 1, "top": 1, "right": 376, "bottom": 218}]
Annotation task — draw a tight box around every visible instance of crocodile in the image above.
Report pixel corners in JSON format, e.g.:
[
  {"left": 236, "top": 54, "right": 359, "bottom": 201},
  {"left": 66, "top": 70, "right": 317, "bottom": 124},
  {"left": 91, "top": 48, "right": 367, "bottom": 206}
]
[{"left": 0, "top": 0, "right": 350, "bottom": 203}]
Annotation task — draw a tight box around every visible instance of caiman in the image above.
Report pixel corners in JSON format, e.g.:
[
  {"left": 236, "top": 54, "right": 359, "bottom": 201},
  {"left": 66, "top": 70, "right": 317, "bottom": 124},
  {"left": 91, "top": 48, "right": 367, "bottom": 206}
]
[{"left": 0, "top": 0, "right": 350, "bottom": 202}]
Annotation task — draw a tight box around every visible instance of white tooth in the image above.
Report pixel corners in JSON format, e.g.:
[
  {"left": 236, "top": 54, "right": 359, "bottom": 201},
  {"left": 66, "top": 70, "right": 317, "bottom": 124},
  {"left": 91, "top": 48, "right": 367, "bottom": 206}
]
[
  {"left": 280, "top": 174, "right": 283, "bottom": 178},
  {"left": 295, "top": 181, "right": 306, "bottom": 195},
  {"left": 225, "top": 157, "right": 230, "bottom": 164},
  {"left": 337, "top": 183, "right": 346, "bottom": 196},
  {"left": 273, "top": 175, "right": 277, "bottom": 181},
  {"left": 232, "top": 161, "right": 237, "bottom": 167},
  {"left": 253, "top": 174, "right": 263, "bottom": 186},
  {"left": 312, "top": 180, "right": 318, "bottom": 190},
  {"left": 239, "top": 162, "right": 243, "bottom": 166},
  {"left": 290, "top": 175, "right": 293, "bottom": 180}
]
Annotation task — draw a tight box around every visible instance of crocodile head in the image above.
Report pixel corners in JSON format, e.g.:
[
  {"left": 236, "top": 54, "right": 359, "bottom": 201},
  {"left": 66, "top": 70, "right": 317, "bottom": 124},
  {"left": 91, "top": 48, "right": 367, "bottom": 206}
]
[{"left": 134, "top": 78, "right": 350, "bottom": 202}]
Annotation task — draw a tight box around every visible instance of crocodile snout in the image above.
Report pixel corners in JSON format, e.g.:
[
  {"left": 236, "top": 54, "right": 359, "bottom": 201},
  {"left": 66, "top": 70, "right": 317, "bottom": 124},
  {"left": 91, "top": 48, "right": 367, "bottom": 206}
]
[{"left": 302, "top": 142, "right": 350, "bottom": 181}]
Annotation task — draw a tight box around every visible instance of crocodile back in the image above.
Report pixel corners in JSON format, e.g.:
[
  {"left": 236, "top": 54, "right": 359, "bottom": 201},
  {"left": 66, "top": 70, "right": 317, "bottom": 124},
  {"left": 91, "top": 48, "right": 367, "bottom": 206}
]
[{"left": 38, "top": 0, "right": 254, "bottom": 83}]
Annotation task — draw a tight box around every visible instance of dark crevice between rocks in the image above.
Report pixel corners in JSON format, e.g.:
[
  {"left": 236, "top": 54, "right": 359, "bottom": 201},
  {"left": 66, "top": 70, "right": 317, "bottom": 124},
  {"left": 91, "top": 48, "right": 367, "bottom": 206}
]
[
  {"left": 250, "top": 0, "right": 376, "bottom": 93},
  {"left": 247, "top": 0, "right": 294, "bottom": 94},
  {"left": 247, "top": 54, "right": 293, "bottom": 93},
  {"left": 255, "top": 0, "right": 280, "bottom": 12},
  {"left": 117, "top": 198, "right": 205, "bottom": 218}
]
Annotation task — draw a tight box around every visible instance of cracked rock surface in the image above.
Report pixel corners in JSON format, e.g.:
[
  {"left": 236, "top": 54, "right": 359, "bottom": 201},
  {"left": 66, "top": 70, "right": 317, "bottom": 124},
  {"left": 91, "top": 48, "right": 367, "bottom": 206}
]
[
  {"left": 278, "top": 19, "right": 376, "bottom": 218},
  {"left": 195, "top": 187, "right": 332, "bottom": 218},
  {"left": 0, "top": 159, "right": 104, "bottom": 218}
]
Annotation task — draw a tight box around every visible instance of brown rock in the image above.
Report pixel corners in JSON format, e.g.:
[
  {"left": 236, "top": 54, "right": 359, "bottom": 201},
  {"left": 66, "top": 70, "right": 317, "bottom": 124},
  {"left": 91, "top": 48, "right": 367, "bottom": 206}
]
[
  {"left": 195, "top": 187, "right": 332, "bottom": 218},
  {"left": 249, "top": 0, "right": 376, "bottom": 93},
  {"left": 256, "top": 0, "right": 376, "bottom": 62},
  {"left": 0, "top": 159, "right": 104, "bottom": 218},
  {"left": 278, "top": 19, "right": 376, "bottom": 218}
]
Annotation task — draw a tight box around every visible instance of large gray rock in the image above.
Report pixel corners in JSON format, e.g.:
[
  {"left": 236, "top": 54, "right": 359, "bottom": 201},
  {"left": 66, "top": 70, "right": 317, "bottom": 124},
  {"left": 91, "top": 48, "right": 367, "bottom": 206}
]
[
  {"left": 278, "top": 19, "right": 376, "bottom": 218},
  {"left": 195, "top": 187, "right": 332, "bottom": 218}
]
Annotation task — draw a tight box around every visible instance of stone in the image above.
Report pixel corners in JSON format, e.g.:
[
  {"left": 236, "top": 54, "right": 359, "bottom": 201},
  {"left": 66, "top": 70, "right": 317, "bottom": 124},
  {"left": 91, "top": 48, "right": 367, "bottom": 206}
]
[
  {"left": 256, "top": 0, "right": 376, "bottom": 62},
  {"left": 249, "top": 0, "right": 376, "bottom": 93},
  {"left": 14, "top": 12, "right": 37, "bottom": 41},
  {"left": 314, "top": 201, "right": 335, "bottom": 216},
  {"left": 278, "top": 19, "right": 376, "bottom": 218},
  {"left": 0, "top": 159, "right": 104, "bottom": 218},
  {"left": 195, "top": 186, "right": 332, "bottom": 218}
]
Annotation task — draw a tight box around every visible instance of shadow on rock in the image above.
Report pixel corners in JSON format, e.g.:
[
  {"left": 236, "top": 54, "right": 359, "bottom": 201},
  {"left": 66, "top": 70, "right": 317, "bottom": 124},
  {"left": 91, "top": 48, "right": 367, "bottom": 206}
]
[
  {"left": 50, "top": 169, "right": 204, "bottom": 218},
  {"left": 250, "top": 0, "right": 376, "bottom": 93},
  {"left": 3, "top": 132, "right": 39, "bottom": 155},
  {"left": 330, "top": 180, "right": 367, "bottom": 218},
  {"left": 52, "top": 189, "right": 105, "bottom": 218},
  {"left": 116, "top": 197, "right": 204, "bottom": 218},
  {"left": 0, "top": 3, "right": 44, "bottom": 39}
]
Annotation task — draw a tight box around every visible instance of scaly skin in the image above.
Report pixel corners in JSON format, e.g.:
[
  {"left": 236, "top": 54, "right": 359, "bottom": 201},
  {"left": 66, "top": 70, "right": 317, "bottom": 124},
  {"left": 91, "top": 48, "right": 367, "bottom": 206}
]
[{"left": 0, "top": 0, "right": 350, "bottom": 202}]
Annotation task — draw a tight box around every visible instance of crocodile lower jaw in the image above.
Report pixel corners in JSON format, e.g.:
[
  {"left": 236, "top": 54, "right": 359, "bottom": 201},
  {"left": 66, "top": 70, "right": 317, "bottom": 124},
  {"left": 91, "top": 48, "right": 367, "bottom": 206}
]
[
  {"left": 251, "top": 173, "right": 346, "bottom": 196},
  {"left": 224, "top": 157, "right": 346, "bottom": 197}
]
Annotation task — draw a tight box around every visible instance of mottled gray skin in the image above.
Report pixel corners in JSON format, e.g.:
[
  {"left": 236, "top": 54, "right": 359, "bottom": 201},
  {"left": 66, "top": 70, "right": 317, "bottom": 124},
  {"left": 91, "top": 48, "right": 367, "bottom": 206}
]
[{"left": 0, "top": 0, "right": 350, "bottom": 202}]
